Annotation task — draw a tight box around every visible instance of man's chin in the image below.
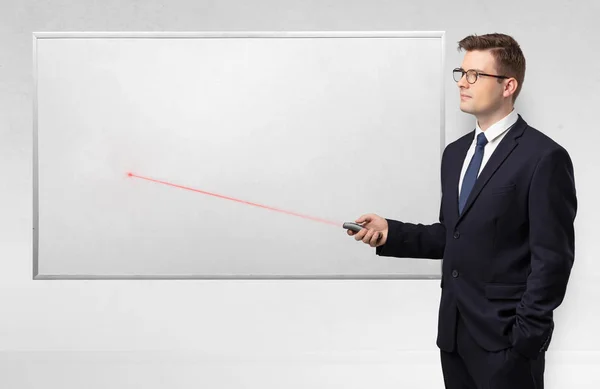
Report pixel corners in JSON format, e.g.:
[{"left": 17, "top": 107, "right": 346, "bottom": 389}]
[{"left": 459, "top": 103, "right": 476, "bottom": 114}]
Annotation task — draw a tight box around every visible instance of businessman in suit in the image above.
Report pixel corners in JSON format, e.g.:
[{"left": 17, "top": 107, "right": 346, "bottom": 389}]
[{"left": 347, "top": 33, "right": 577, "bottom": 389}]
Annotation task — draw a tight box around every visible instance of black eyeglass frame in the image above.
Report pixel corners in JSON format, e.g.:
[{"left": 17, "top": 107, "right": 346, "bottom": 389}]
[{"left": 453, "top": 67, "right": 510, "bottom": 84}]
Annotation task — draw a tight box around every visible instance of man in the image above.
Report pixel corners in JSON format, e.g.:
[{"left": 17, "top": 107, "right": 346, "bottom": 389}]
[{"left": 347, "top": 33, "right": 577, "bottom": 389}]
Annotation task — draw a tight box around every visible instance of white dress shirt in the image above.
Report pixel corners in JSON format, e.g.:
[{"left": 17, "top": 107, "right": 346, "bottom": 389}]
[{"left": 458, "top": 109, "right": 519, "bottom": 197}]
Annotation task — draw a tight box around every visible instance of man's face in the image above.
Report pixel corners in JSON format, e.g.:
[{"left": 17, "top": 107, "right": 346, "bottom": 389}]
[{"left": 457, "top": 50, "right": 506, "bottom": 116}]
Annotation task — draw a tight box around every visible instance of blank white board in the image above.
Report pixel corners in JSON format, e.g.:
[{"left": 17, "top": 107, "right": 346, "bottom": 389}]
[{"left": 33, "top": 32, "right": 445, "bottom": 279}]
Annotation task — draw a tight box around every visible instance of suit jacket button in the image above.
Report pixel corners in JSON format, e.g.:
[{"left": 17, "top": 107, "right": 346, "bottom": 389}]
[
  {"left": 452, "top": 270, "right": 459, "bottom": 278},
  {"left": 453, "top": 231, "right": 460, "bottom": 239}
]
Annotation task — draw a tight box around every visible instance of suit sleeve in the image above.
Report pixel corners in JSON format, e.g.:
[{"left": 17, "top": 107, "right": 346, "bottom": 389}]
[
  {"left": 375, "top": 209, "right": 446, "bottom": 259},
  {"left": 512, "top": 147, "right": 577, "bottom": 359}
]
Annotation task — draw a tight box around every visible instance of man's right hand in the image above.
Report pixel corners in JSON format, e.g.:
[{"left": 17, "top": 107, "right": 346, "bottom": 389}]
[{"left": 347, "top": 213, "right": 389, "bottom": 247}]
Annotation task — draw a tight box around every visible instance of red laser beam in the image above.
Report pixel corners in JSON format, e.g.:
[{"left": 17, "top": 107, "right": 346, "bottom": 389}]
[{"left": 126, "top": 172, "right": 341, "bottom": 227}]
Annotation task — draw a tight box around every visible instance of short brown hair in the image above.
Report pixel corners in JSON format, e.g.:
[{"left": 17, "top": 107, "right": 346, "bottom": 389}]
[{"left": 458, "top": 33, "right": 526, "bottom": 102}]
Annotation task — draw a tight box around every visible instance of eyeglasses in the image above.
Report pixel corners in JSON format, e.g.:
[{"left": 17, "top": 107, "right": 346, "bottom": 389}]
[{"left": 453, "top": 68, "right": 509, "bottom": 84}]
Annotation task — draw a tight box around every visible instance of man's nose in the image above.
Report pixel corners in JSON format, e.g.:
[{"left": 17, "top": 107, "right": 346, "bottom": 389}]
[{"left": 457, "top": 75, "right": 469, "bottom": 89}]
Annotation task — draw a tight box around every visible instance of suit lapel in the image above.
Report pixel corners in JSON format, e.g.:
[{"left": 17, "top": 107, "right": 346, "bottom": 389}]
[{"left": 454, "top": 115, "right": 527, "bottom": 226}]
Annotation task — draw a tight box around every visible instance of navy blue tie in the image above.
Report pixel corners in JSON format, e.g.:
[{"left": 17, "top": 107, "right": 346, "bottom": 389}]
[{"left": 458, "top": 132, "right": 488, "bottom": 214}]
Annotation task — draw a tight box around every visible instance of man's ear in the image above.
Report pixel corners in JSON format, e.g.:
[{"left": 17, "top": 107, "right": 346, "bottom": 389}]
[{"left": 503, "top": 78, "right": 518, "bottom": 99}]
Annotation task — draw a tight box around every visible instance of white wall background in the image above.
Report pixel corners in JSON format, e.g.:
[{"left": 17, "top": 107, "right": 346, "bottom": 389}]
[{"left": 1, "top": 0, "right": 599, "bottom": 387}]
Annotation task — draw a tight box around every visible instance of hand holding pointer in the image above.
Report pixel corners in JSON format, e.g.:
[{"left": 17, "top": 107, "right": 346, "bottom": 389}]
[{"left": 343, "top": 213, "right": 388, "bottom": 247}]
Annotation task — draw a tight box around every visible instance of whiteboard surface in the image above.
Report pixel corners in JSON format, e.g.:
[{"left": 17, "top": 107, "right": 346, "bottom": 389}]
[{"left": 33, "top": 32, "right": 445, "bottom": 279}]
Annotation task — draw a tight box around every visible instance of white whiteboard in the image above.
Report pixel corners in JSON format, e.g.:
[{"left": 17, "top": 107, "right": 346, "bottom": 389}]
[{"left": 33, "top": 32, "right": 445, "bottom": 279}]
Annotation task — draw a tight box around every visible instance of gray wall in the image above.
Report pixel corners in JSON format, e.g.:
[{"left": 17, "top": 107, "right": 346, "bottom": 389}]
[{"left": 1, "top": 0, "right": 598, "bottom": 387}]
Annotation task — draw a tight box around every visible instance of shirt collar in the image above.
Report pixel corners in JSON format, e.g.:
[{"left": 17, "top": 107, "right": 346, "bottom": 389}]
[{"left": 475, "top": 109, "right": 519, "bottom": 143}]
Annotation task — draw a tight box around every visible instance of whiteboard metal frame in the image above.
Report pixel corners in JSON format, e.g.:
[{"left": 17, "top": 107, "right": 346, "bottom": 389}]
[{"left": 32, "top": 31, "right": 446, "bottom": 280}]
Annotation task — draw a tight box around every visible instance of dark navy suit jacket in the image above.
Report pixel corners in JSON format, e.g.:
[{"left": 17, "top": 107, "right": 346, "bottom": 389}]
[{"left": 376, "top": 114, "right": 577, "bottom": 360}]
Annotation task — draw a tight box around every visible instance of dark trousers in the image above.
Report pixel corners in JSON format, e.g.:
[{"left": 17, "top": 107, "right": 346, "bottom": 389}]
[{"left": 440, "top": 311, "right": 546, "bottom": 389}]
